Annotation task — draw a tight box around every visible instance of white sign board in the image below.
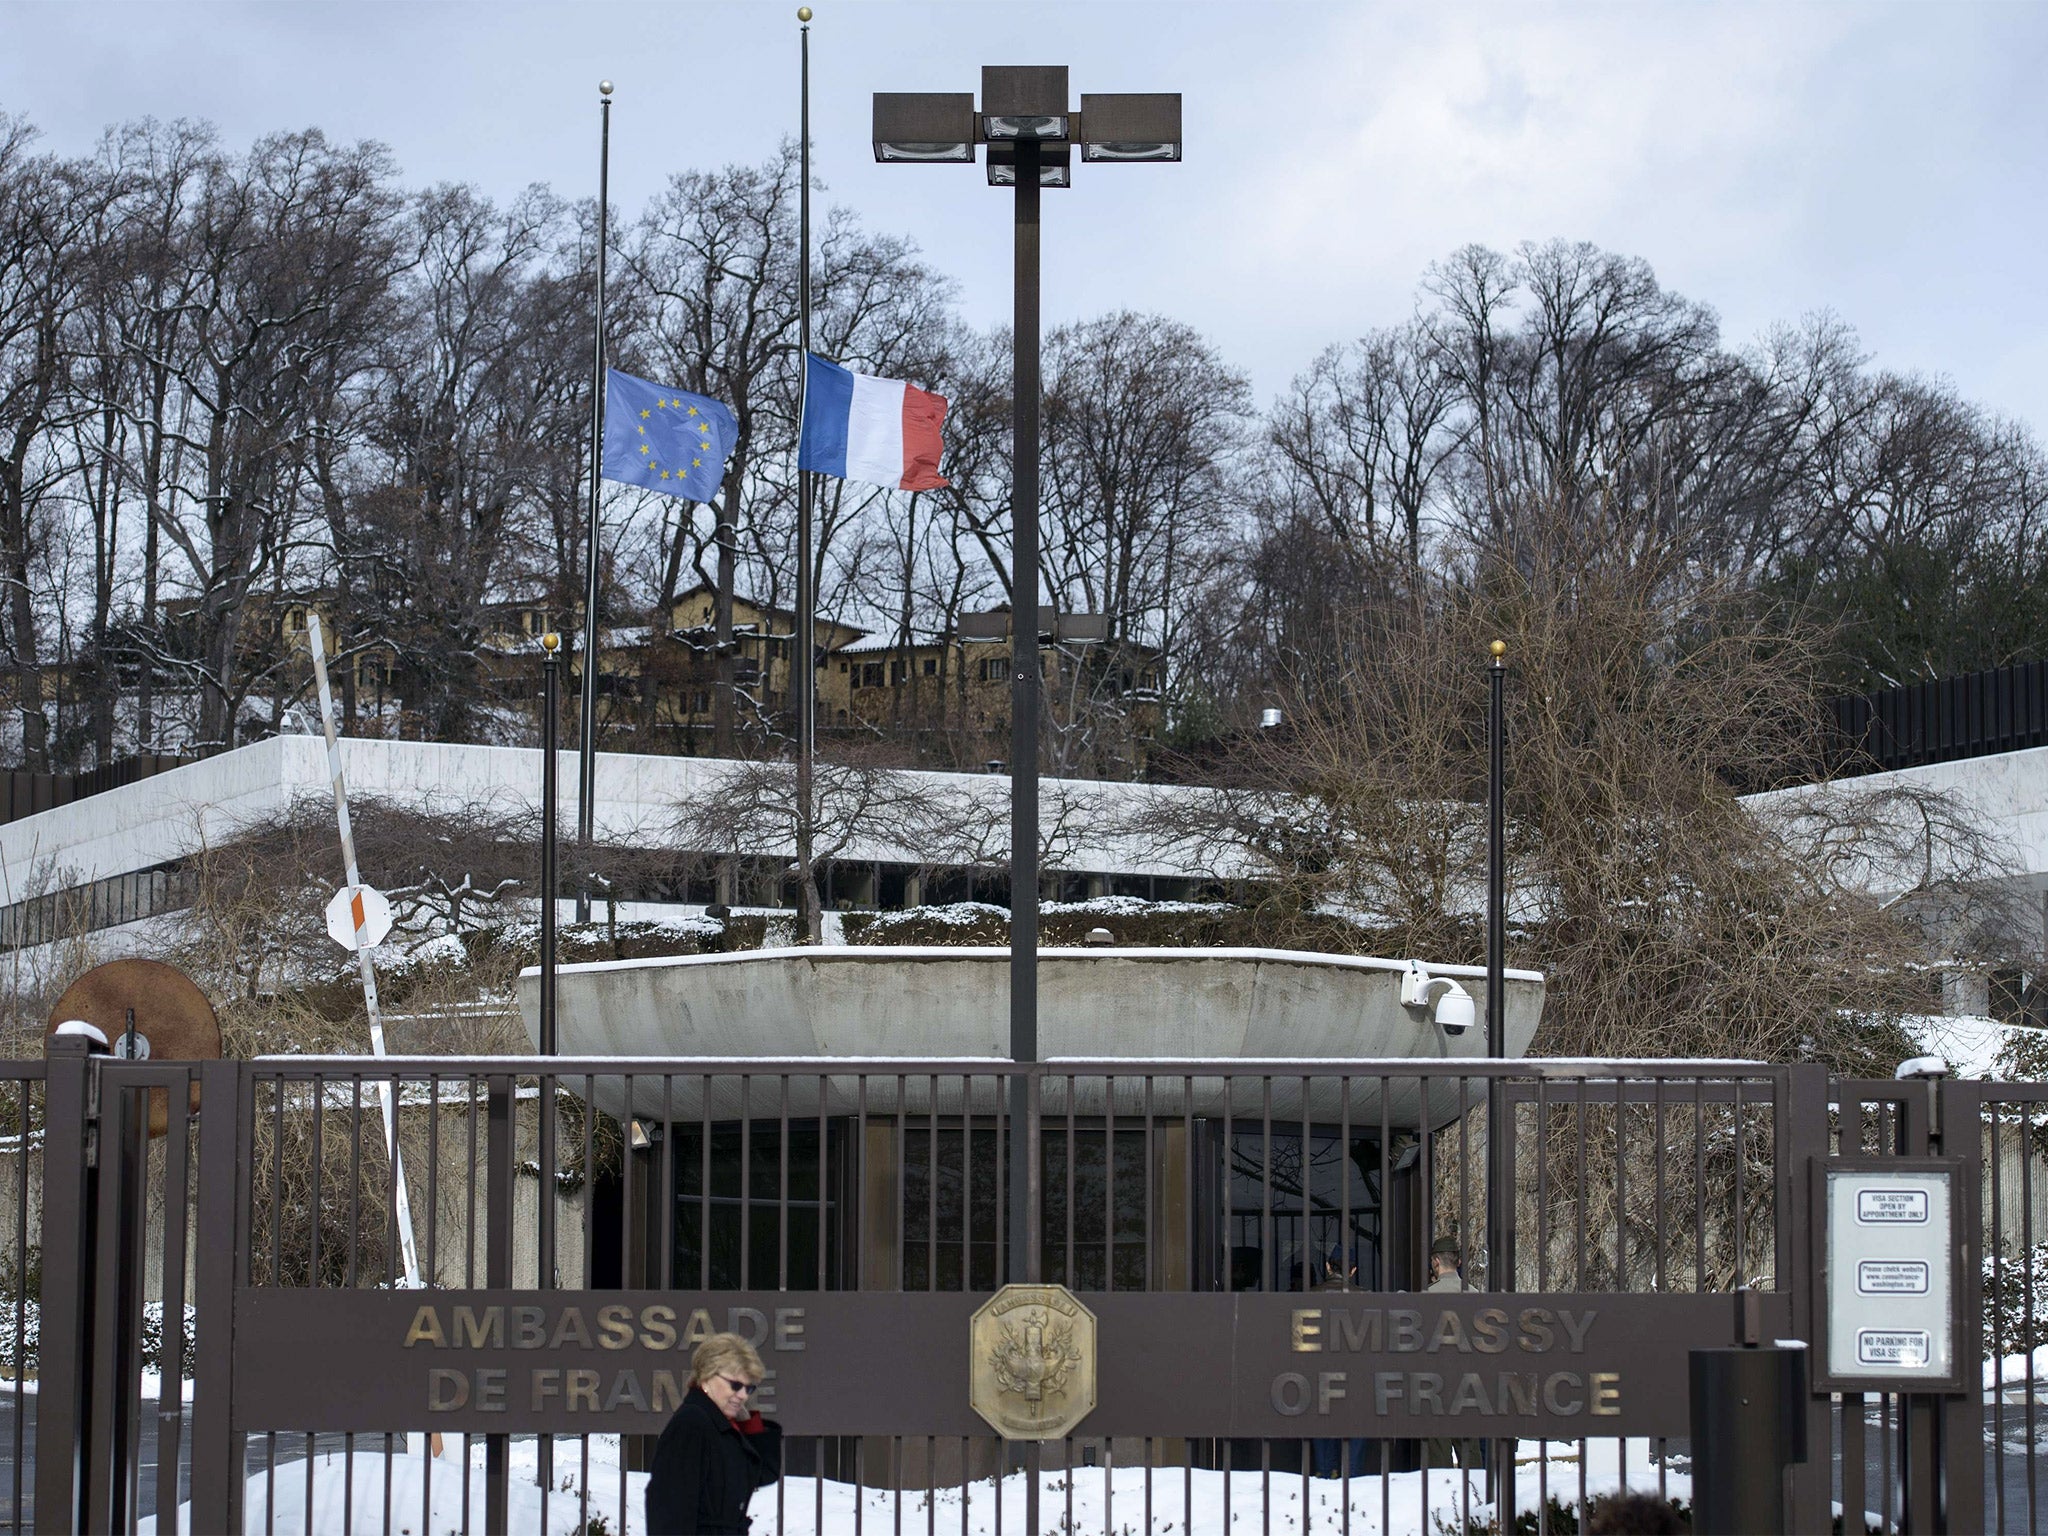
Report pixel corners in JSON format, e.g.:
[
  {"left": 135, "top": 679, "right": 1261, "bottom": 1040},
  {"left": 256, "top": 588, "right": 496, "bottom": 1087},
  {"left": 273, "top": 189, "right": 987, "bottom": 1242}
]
[
  {"left": 1824, "top": 1165, "right": 1954, "bottom": 1388},
  {"left": 325, "top": 884, "right": 393, "bottom": 951}
]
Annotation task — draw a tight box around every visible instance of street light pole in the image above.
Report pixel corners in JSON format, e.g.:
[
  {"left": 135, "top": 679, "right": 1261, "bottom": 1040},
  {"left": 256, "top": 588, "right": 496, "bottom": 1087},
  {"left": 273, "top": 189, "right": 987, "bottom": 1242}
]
[
  {"left": 873, "top": 70, "right": 1180, "bottom": 1290},
  {"left": 1007, "top": 134, "right": 1042, "bottom": 1281},
  {"left": 1484, "top": 637, "right": 1511, "bottom": 1500}
]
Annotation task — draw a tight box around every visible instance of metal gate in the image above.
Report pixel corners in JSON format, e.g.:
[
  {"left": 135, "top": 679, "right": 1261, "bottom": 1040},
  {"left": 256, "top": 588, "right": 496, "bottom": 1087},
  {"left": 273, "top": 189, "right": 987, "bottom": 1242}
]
[{"left": 5, "top": 1040, "right": 2039, "bottom": 1534}]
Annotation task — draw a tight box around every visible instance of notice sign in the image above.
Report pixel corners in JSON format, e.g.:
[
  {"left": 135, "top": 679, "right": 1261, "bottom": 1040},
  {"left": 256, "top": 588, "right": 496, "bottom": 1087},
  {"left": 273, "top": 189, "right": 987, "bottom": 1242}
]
[
  {"left": 1857, "top": 1189, "right": 1928, "bottom": 1224},
  {"left": 1823, "top": 1164, "right": 1956, "bottom": 1389},
  {"left": 1856, "top": 1329, "right": 1931, "bottom": 1368},
  {"left": 1857, "top": 1260, "right": 1929, "bottom": 1295}
]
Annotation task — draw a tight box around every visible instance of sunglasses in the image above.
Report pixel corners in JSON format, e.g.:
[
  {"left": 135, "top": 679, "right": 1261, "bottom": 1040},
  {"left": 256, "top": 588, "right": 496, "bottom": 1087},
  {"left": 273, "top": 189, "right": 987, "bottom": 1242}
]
[{"left": 717, "top": 1375, "right": 760, "bottom": 1395}]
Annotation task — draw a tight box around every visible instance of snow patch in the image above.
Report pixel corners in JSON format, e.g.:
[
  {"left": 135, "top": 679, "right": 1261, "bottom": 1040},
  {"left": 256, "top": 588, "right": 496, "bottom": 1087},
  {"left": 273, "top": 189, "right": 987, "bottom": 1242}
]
[
  {"left": 1900, "top": 1013, "right": 2038, "bottom": 1080},
  {"left": 138, "top": 1436, "right": 1690, "bottom": 1535}
]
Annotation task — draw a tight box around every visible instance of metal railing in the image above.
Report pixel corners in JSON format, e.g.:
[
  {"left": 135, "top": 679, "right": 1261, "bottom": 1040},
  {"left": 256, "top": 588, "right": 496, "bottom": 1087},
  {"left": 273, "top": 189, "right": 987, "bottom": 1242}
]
[
  {"left": 1831, "top": 658, "right": 2048, "bottom": 774},
  {"left": 14, "top": 1050, "right": 2037, "bottom": 1534}
]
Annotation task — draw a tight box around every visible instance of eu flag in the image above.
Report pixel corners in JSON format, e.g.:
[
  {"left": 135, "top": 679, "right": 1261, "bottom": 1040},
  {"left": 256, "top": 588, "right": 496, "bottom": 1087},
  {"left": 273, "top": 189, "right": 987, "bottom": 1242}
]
[{"left": 601, "top": 369, "right": 736, "bottom": 501}]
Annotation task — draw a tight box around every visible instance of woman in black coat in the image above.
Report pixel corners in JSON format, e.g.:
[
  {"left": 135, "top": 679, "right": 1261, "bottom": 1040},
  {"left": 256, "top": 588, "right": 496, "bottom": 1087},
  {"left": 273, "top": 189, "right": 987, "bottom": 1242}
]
[{"left": 646, "top": 1333, "right": 784, "bottom": 1535}]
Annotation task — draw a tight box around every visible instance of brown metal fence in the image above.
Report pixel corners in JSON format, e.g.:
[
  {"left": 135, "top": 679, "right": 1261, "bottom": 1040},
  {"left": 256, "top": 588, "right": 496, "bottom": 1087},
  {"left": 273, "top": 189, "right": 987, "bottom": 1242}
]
[
  {"left": 9, "top": 1045, "right": 2036, "bottom": 1533},
  {"left": 0, "top": 1065, "right": 43, "bottom": 1534}
]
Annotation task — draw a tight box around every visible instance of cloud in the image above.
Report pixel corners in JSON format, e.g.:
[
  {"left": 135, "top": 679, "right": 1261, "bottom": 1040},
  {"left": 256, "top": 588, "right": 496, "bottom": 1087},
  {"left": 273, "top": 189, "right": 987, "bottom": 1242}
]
[{"left": 5, "top": 1, "right": 2045, "bottom": 431}]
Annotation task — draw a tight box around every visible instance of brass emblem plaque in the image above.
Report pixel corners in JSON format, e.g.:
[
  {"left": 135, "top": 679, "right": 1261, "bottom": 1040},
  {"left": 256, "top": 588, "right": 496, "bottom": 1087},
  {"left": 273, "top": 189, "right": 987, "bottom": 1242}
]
[{"left": 969, "top": 1284, "right": 1098, "bottom": 1440}]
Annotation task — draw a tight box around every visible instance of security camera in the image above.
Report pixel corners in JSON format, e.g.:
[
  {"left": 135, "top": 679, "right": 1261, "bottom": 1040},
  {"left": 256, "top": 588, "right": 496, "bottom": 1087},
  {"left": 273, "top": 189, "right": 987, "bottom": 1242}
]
[{"left": 1400, "top": 961, "right": 1476, "bottom": 1035}]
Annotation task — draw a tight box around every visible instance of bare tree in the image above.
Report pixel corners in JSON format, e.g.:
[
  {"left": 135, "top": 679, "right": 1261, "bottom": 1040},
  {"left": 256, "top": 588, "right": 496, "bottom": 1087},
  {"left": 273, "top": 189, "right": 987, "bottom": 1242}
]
[
  {"left": 341, "top": 183, "right": 579, "bottom": 739},
  {"left": 672, "top": 756, "right": 941, "bottom": 939},
  {"left": 1266, "top": 322, "right": 1460, "bottom": 568},
  {"left": 0, "top": 118, "right": 122, "bottom": 767},
  {"left": 1134, "top": 546, "right": 1997, "bottom": 1067},
  {"left": 138, "top": 130, "right": 404, "bottom": 748}
]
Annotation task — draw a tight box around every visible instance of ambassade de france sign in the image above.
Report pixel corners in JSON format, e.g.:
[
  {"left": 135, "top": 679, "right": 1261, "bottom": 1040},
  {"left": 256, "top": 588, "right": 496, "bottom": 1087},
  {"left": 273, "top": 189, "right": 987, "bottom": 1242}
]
[{"left": 227, "top": 1287, "right": 1784, "bottom": 1438}]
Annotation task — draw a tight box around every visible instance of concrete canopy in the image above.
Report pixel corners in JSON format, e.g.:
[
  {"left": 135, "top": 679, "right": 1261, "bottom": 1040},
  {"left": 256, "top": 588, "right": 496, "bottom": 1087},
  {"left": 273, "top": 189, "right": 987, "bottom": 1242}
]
[{"left": 517, "top": 946, "right": 1546, "bottom": 1128}]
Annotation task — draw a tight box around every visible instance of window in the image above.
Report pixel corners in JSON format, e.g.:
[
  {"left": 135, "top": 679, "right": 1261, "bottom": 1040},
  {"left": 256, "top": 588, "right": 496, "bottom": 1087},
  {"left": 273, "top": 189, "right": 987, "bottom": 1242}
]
[
  {"left": 839, "top": 661, "right": 849, "bottom": 674},
  {"left": 900, "top": 1126, "right": 1150, "bottom": 1292},
  {"left": 923, "top": 657, "right": 938, "bottom": 677},
  {"left": 672, "top": 1120, "right": 845, "bottom": 1290},
  {"left": 890, "top": 660, "right": 908, "bottom": 685},
  {"left": 1222, "top": 1126, "right": 1383, "bottom": 1292},
  {"left": 1041, "top": 1129, "right": 1151, "bottom": 1290},
  {"left": 902, "top": 1127, "right": 1001, "bottom": 1290},
  {"left": 861, "top": 662, "right": 885, "bottom": 688},
  {"left": 977, "top": 654, "right": 1009, "bottom": 684}
]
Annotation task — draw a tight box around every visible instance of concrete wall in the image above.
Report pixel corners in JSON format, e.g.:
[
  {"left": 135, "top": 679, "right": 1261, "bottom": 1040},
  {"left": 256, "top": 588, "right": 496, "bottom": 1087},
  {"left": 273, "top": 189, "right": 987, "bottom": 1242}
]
[
  {"left": 8, "top": 733, "right": 2047, "bottom": 910},
  {"left": 518, "top": 944, "right": 1546, "bottom": 1079},
  {"left": 1746, "top": 744, "right": 2048, "bottom": 898},
  {"left": 0, "top": 737, "right": 1233, "bottom": 906}
]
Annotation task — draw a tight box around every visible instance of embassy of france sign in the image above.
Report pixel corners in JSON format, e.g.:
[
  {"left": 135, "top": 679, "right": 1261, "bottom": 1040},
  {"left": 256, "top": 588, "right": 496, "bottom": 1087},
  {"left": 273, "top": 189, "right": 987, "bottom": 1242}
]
[{"left": 227, "top": 1287, "right": 1784, "bottom": 1439}]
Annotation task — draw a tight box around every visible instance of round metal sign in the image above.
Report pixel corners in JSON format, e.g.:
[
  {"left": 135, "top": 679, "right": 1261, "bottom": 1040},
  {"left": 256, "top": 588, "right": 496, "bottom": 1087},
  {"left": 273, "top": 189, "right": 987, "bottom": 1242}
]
[
  {"left": 325, "top": 884, "right": 393, "bottom": 951},
  {"left": 44, "top": 959, "right": 222, "bottom": 1136}
]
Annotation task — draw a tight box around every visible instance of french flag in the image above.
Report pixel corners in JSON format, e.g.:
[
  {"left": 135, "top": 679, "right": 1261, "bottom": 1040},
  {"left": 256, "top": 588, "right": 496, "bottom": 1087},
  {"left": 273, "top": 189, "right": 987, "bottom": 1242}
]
[{"left": 798, "top": 353, "right": 949, "bottom": 491}]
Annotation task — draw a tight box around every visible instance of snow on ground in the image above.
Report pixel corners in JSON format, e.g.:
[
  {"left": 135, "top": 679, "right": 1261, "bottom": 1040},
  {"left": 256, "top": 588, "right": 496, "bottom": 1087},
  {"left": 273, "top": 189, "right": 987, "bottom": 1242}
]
[
  {"left": 1043, "top": 896, "right": 1237, "bottom": 919},
  {"left": 1903, "top": 1012, "right": 2038, "bottom": 1079},
  {"left": 139, "top": 1435, "right": 1687, "bottom": 1535},
  {"left": 1988, "top": 1344, "right": 2048, "bottom": 1389}
]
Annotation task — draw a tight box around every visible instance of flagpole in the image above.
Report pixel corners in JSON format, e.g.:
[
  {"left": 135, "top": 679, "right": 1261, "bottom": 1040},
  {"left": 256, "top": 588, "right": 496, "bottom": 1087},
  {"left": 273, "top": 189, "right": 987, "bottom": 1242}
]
[
  {"left": 576, "top": 79, "right": 613, "bottom": 924},
  {"left": 794, "top": 6, "right": 818, "bottom": 942}
]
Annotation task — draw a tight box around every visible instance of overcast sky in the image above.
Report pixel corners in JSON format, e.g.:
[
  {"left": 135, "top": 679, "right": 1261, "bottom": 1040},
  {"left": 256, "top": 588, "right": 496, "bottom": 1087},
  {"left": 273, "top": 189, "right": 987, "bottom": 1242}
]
[{"left": 6, "top": 1, "right": 2047, "bottom": 434}]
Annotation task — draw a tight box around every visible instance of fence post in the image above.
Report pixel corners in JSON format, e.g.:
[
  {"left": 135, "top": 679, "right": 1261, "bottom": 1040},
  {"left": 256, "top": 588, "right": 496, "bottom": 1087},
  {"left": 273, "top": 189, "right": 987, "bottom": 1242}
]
[
  {"left": 189, "top": 1059, "right": 246, "bottom": 1531},
  {"left": 82, "top": 1071, "right": 142, "bottom": 1535},
  {"left": 485, "top": 1073, "right": 514, "bottom": 1536},
  {"left": 32, "top": 1037, "right": 96, "bottom": 1535},
  {"left": 1783, "top": 1063, "right": 1834, "bottom": 1533},
  {"left": 1938, "top": 1076, "right": 1986, "bottom": 1534},
  {"left": 1689, "top": 1339, "right": 1808, "bottom": 1535}
]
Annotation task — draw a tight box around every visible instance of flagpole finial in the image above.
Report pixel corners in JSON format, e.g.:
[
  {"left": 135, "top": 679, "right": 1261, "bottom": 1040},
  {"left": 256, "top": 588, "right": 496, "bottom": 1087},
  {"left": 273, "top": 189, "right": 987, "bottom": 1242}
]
[
  {"left": 599, "top": 80, "right": 613, "bottom": 96},
  {"left": 1489, "top": 640, "right": 1507, "bottom": 661},
  {"left": 797, "top": 5, "right": 812, "bottom": 19}
]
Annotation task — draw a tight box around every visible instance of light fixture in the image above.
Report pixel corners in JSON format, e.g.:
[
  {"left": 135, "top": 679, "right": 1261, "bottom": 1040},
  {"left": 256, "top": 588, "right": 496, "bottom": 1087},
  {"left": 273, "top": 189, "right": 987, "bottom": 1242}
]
[
  {"left": 1078, "top": 93, "right": 1183, "bottom": 162},
  {"left": 979, "top": 66, "right": 1070, "bottom": 141},
  {"left": 986, "top": 143, "right": 1072, "bottom": 188},
  {"left": 1400, "top": 960, "right": 1476, "bottom": 1035},
  {"left": 983, "top": 114, "right": 1068, "bottom": 141},
  {"left": 872, "top": 93, "right": 976, "bottom": 163},
  {"left": 1894, "top": 1056, "right": 1949, "bottom": 1081}
]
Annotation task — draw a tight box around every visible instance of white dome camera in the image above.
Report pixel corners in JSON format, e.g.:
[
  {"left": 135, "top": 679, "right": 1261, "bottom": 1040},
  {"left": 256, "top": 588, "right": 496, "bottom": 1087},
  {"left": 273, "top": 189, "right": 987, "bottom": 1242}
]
[{"left": 1400, "top": 961, "right": 1475, "bottom": 1035}]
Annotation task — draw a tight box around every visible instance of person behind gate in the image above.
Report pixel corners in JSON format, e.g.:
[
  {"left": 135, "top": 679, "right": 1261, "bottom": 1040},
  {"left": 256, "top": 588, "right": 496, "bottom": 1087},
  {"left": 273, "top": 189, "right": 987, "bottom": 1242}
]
[
  {"left": 1310, "top": 1247, "right": 1376, "bottom": 1478},
  {"left": 1422, "top": 1239, "right": 1484, "bottom": 1473},
  {"left": 647, "top": 1332, "right": 785, "bottom": 1535}
]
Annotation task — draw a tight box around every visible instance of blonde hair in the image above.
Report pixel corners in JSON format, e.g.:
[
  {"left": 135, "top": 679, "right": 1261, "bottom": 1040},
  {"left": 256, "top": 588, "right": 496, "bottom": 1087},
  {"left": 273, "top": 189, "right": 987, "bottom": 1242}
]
[{"left": 691, "top": 1331, "right": 765, "bottom": 1388}]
